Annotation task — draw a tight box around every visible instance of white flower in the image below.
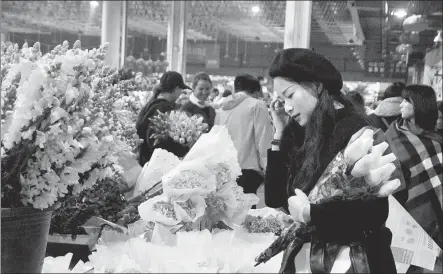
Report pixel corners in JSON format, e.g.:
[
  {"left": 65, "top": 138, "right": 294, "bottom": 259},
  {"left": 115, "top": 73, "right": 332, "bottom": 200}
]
[
  {"left": 50, "top": 107, "right": 68, "bottom": 123},
  {"left": 35, "top": 130, "right": 46, "bottom": 148},
  {"left": 65, "top": 87, "right": 78, "bottom": 105},
  {"left": 102, "top": 135, "right": 114, "bottom": 143}
]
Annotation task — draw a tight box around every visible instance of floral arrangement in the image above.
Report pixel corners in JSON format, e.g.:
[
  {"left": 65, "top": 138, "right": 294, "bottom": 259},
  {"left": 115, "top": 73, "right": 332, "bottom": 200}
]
[
  {"left": 255, "top": 127, "right": 403, "bottom": 270},
  {"left": 113, "top": 90, "right": 151, "bottom": 116},
  {"left": 115, "top": 72, "right": 155, "bottom": 96},
  {"left": 133, "top": 126, "right": 259, "bottom": 237},
  {"left": 0, "top": 40, "right": 132, "bottom": 209},
  {"left": 149, "top": 110, "right": 208, "bottom": 147}
]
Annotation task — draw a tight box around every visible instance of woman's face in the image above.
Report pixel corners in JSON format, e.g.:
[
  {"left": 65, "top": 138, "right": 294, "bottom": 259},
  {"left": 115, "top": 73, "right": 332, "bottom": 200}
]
[
  {"left": 193, "top": 80, "right": 212, "bottom": 101},
  {"left": 273, "top": 77, "right": 319, "bottom": 126},
  {"left": 400, "top": 98, "right": 415, "bottom": 119}
]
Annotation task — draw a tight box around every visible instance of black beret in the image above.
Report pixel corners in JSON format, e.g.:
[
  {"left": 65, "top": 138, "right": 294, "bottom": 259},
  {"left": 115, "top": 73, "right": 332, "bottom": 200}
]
[{"left": 268, "top": 48, "right": 343, "bottom": 93}]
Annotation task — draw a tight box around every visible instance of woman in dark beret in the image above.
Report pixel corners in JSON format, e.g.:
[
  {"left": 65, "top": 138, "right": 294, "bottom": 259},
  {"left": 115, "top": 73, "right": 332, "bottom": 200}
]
[{"left": 264, "top": 48, "right": 396, "bottom": 273}]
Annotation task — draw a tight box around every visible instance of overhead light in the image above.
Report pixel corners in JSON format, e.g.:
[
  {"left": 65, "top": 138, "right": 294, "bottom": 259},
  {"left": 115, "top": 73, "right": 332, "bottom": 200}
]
[
  {"left": 251, "top": 6, "right": 260, "bottom": 14},
  {"left": 392, "top": 9, "right": 407, "bottom": 19},
  {"left": 90, "top": 1, "right": 99, "bottom": 8}
]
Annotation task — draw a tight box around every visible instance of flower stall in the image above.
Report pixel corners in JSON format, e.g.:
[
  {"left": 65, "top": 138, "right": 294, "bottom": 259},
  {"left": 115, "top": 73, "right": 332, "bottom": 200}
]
[
  {"left": 40, "top": 126, "right": 441, "bottom": 273},
  {"left": 2, "top": 40, "right": 441, "bottom": 274}
]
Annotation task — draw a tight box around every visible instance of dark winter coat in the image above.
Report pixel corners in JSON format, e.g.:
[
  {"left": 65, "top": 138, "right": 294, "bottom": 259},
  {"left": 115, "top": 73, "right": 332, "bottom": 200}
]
[
  {"left": 136, "top": 98, "right": 189, "bottom": 166},
  {"left": 264, "top": 107, "right": 396, "bottom": 273}
]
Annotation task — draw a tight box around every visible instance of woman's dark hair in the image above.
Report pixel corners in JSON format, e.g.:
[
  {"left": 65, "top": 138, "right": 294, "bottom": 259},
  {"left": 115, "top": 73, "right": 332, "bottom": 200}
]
[
  {"left": 280, "top": 85, "right": 353, "bottom": 195},
  {"left": 402, "top": 84, "right": 438, "bottom": 131},
  {"left": 192, "top": 72, "right": 212, "bottom": 89},
  {"left": 384, "top": 82, "right": 405, "bottom": 99},
  {"left": 269, "top": 48, "right": 357, "bottom": 195}
]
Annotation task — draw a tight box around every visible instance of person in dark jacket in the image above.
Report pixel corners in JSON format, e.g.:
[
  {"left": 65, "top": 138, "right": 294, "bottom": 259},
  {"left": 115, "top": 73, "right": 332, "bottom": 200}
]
[
  {"left": 180, "top": 72, "right": 216, "bottom": 129},
  {"left": 136, "top": 71, "right": 191, "bottom": 166},
  {"left": 368, "top": 82, "right": 405, "bottom": 131},
  {"left": 264, "top": 48, "right": 396, "bottom": 273}
]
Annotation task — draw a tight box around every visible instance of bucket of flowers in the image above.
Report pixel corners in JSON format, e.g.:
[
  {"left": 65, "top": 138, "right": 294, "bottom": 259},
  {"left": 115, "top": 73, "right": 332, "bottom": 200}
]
[{"left": 0, "top": 40, "right": 131, "bottom": 273}]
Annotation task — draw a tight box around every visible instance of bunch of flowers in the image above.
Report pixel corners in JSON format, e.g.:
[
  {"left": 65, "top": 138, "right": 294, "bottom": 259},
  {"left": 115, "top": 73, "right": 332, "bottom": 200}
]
[
  {"left": 49, "top": 175, "right": 128, "bottom": 237},
  {"left": 113, "top": 90, "right": 151, "bottom": 115},
  {"left": 1, "top": 42, "right": 44, "bottom": 131},
  {"left": 87, "top": 68, "right": 142, "bottom": 153},
  {"left": 254, "top": 127, "right": 404, "bottom": 270},
  {"left": 137, "top": 126, "right": 259, "bottom": 236},
  {"left": 149, "top": 110, "right": 208, "bottom": 147},
  {"left": 0, "top": 40, "right": 130, "bottom": 209},
  {"left": 115, "top": 72, "right": 154, "bottom": 95}
]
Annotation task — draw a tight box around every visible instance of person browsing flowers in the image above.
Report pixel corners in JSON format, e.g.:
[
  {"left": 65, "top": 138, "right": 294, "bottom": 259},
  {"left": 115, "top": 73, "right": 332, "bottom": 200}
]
[
  {"left": 136, "top": 71, "right": 191, "bottom": 166},
  {"left": 264, "top": 48, "right": 396, "bottom": 273}
]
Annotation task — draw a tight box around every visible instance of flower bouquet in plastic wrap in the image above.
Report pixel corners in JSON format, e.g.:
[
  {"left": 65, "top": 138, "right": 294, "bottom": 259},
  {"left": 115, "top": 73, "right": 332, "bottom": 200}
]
[
  {"left": 148, "top": 110, "right": 208, "bottom": 147},
  {"left": 255, "top": 127, "right": 405, "bottom": 273},
  {"left": 82, "top": 126, "right": 258, "bottom": 247},
  {"left": 135, "top": 125, "right": 259, "bottom": 243}
]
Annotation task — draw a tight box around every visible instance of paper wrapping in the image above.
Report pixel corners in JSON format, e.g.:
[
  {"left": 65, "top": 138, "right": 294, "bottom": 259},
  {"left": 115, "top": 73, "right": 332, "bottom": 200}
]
[{"left": 133, "top": 148, "right": 181, "bottom": 195}]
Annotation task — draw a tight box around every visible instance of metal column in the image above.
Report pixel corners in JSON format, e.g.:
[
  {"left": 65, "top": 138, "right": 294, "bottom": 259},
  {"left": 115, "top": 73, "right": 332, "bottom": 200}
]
[
  {"left": 284, "top": 1, "right": 313, "bottom": 49},
  {"left": 101, "top": 1, "right": 127, "bottom": 69},
  {"left": 166, "top": 1, "right": 188, "bottom": 75}
]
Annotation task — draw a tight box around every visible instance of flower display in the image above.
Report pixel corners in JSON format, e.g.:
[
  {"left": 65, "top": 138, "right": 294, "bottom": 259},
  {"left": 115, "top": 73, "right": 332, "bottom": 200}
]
[
  {"left": 115, "top": 72, "right": 154, "bottom": 96},
  {"left": 149, "top": 110, "right": 208, "bottom": 147},
  {"left": 0, "top": 40, "right": 133, "bottom": 209},
  {"left": 136, "top": 126, "right": 259, "bottom": 238},
  {"left": 254, "top": 127, "right": 404, "bottom": 270}
]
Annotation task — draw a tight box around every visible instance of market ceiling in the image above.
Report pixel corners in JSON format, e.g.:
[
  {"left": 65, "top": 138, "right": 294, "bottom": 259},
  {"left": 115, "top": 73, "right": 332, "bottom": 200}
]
[{"left": 1, "top": 1, "right": 442, "bottom": 74}]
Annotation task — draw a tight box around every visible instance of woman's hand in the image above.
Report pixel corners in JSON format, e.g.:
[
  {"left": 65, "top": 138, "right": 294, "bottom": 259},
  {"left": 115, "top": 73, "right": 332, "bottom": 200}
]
[
  {"left": 270, "top": 99, "right": 289, "bottom": 137},
  {"left": 288, "top": 189, "right": 311, "bottom": 223}
]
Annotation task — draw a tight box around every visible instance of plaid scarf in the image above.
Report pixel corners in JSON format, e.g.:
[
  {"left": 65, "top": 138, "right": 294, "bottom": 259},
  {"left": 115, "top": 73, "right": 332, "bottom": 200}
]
[{"left": 386, "top": 119, "right": 443, "bottom": 243}]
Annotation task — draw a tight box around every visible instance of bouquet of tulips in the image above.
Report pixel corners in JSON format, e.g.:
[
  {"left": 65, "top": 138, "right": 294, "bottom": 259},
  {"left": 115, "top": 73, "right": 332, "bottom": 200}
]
[
  {"left": 149, "top": 110, "right": 208, "bottom": 147},
  {"left": 255, "top": 127, "right": 405, "bottom": 272}
]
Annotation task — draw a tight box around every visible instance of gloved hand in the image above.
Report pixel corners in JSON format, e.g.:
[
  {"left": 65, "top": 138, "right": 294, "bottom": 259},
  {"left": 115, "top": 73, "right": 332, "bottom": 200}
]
[{"left": 288, "top": 189, "right": 311, "bottom": 223}]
